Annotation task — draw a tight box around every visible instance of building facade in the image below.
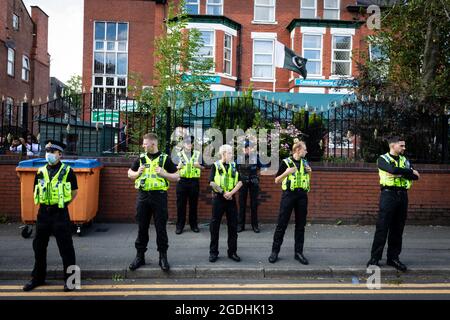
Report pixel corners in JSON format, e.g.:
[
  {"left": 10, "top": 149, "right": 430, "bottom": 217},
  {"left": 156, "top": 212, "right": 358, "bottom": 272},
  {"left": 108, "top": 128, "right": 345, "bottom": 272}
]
[
  {"left": 83, "top": 0, "right": 376, "bottom": 109},
  {"left": 0, "top": 0, "right": 50, "bottom": 107}
]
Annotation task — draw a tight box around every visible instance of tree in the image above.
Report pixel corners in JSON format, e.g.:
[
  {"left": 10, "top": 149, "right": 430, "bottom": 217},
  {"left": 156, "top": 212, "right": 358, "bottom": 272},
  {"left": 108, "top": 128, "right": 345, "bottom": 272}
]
[
  {"left": 353, "top": 0, "right": 450, "bottom": 162},
  {"left": 64, "top": 74, "right": 82, "bottom": 109},
  {"left": 129, "top": 0, "right": 214, "bottom": 151}
]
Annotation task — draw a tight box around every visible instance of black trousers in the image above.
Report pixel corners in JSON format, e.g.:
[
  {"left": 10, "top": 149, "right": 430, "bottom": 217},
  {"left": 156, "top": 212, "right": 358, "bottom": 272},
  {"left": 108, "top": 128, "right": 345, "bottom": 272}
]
[
  {"left": 32, "top": 205, "right": 76, "bottom": 282},
  {"left": 135, "top": 191, "right": 169, "bottom": 254},
  {"left": 271, "top": 190, "right": 308, "bottom": 254},
  {"left": 370, "top": 189, "right": 408, "bottom": 261},
  {"left": 209, "top": 194, "right": 238, "bottom": 256},
  {"left": 176, "top": 179, "right": 199, "bottom": 229},
  {"left": 238, "top": 180, "right": 259, "bottom": 228}
]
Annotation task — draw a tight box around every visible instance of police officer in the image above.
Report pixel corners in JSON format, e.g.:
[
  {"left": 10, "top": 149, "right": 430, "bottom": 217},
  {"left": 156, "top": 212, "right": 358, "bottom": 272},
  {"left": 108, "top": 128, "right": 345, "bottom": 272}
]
[
  {"left": 209, "top": 144, "right": 243, "bottom": 263},
  {"left": 268, "top": 139, "right": 311, "bottom": 265},
  {"left": 23, "top": 140, "right": 78, "bottom": 292},
  {"left": 128, "top": 133, "right": 179, "bottom": 272},
  {"left": 367, "top": 136, "right": 419, "bottom": 271},
  {"left": 175, "top": 136, "right": 203, "bottom": 234},
  {"left": 237, "top": 139, "right": 262, "bottom": 233}
]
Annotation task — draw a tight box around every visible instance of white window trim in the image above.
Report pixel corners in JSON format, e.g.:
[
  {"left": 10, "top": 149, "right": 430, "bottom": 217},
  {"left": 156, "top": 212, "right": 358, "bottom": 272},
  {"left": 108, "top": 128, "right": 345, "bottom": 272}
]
[
  {"left": 252, "top": 38, "right": 275, "bottom": 81},
  {"left": 330, "top": 34, "right": 353, "bottom": 78},
  {"left": 22, "top": 55, "right": 30, "bottom": 82},
  {"left": 206, "top": 0, "right": 223, "bottom": 15},
  {"left": 217, "top": 73, "right": 237, "bottom": 80},
  {"left": 301, "top": 26, "right": 326, "bottom": 34},
  {"left": 187, "top": 23, "right": 237, "bottom": 37},
  {"left": 7, "top": 48, "right": 15, "bottom": 76},
  {"left": 92, "top": 21, "right": 130, "bottom": 109},
  {"left": 195, "top": 29, "right": 216, "bottom": 73},
  {"left": 300, "top": 0, "right": 317, "bottom": 19},
  {"left": 251, "top": 32, "right": 277, "bottom": 39},
  {"left": 223, "top": 33, "right": 232, "bottom": 76},
  {"left": 302, "top": 33, "right": 323, "bottom": 77},
  {"left": 253, "top": 0, "right": 277, "bottom": 24},
  {"left": 324, "top": 0, "right": 340, "bottom": 20},
  {"left": 330, "top": 28, "right": 355, "bottom": 36},
  {"left": 185, "top": 0, "right": 200, "bottom": 14}
]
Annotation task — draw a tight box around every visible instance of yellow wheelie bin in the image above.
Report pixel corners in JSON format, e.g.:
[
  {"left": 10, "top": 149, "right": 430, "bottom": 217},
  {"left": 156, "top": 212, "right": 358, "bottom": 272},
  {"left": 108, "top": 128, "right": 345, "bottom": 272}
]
[{"left": 16, "top": 158, "right": 102, "bottom": 237}]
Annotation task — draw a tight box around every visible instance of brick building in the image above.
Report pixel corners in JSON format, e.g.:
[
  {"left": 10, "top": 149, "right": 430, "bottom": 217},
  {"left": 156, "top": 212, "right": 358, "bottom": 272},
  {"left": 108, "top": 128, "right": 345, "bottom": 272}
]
[
  {"left": 83, "top": 0, "right": 379, "bottom": 104},
  {"left": 0, "top": 0, "right": 50, "bottom": 108}
]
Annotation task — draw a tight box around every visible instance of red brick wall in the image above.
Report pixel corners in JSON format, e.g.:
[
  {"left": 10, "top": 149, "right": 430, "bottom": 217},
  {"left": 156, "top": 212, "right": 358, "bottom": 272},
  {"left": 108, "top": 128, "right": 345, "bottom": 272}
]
[
  {"left": 0, "top": 1, "right": 49, "bottom": 104},
  {"left": 1, "top": 156, "right": 450, "bottom": 225}
]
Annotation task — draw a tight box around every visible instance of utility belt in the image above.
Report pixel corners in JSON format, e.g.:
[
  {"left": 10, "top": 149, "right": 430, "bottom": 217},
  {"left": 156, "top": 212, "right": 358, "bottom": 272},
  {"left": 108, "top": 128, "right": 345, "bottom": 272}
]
[
  {"left": 283, "top": 187, "right": 308, "bottom": 193},
  {"left": 179, "top": 177, "right": 200, "bottom": 184},
  {"left": 381, "top": 186, "right": 408, "bottom": 193},
  {"left": 241, "top": 175, "right": 259, "bottom": 184}
]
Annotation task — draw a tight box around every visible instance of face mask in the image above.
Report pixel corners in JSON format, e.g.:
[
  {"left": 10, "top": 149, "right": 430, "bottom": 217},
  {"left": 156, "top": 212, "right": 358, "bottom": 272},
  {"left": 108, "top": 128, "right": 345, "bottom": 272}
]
[{"left": 45, "top": 152, "right": 58, "bottom": 165}]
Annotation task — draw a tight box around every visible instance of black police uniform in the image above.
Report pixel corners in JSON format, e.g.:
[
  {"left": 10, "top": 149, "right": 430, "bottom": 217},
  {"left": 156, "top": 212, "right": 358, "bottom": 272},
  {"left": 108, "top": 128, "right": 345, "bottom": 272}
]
[
  {"left": 31, "top": 158, "right": 78, "bottom": 286},
  {"left": 237, "top": 154, "right": 261, "bottom": 231},
  {"left": 271, "top": 158, "right": 308, "bottom": 256},
  {"left": 208, "top": 163, "right": 242, "bottom": 260},
  {"left": 369, "top": 154, "right": 418, "bottom": 265},
  {"left": 130, "top": 152, "right": 177, "bottom": 257},
  {"left": 175, "top": 151, "right": 200, "bottom": 233}
]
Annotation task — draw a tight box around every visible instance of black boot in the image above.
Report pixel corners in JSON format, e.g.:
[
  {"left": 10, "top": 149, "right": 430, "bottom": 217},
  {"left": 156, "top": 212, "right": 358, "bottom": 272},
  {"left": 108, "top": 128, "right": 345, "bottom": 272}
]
[
  {"left": 23, "top": 279, "right": 45, "bottom": 292},
  {"left": 129, "top": 252, "right": 145, "bottom": 271},
  {"left": 159, "top": 252, "right": 170, "bottom": 272}
]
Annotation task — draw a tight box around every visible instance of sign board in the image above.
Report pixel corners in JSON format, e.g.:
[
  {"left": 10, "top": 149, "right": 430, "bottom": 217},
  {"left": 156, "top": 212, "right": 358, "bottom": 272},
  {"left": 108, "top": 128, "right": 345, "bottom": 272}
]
[
  {"left": 91, "top": 111, "right": 119, "bottom": 123},
  {"left": 294, "top": 78, "right": 353, "bottom": 87}
]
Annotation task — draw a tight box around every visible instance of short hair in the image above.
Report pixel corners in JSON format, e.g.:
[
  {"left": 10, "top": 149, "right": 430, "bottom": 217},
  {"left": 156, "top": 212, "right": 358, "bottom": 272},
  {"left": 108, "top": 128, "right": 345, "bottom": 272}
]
[
  {"left": 387, "top": 136, "right": 404, "bottom": 144},
  {"left": 292, "top": 138, "right": 306, "bottom": 152},
  {"left": 219, "top": 144, "right": 233, "bottom": 155},
  {"left": 143, "top": 133, "right": 158, "bottom": 141}
]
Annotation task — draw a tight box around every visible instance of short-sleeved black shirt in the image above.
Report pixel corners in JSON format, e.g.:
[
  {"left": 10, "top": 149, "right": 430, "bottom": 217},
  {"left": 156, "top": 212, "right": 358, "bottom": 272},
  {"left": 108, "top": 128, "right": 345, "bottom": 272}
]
[
  {"left": 276, "top": 158, "right": 305, "bottom": 177},
  {"left": 130, "top": 151, "right": 177, "bottom": 174},
  {"left": 33, "top": 162, "right": 78, "bottom": 191}
]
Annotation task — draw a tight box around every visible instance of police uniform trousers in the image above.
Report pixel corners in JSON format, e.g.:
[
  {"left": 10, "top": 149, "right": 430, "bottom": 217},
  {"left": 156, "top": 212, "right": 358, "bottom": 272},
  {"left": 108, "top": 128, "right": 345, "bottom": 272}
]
[
  {"left": 135, "top": 190, "right": 169, "bottom": 254},
  {"left": 209, "top": 194, "right": 238, "bottom": 256},
  {"left": 370, "top": 189, "right": 408, "bottom": 261},
  {"left": 271, "top": 189, "right": 308, "bottom": 254},
  {"left": 238, "top": 178, "right": 259, "bottom": 229},
  {"left": 32, "top": 205, "right": 76, "bottom": 282},
  {"left": 176, "top": 178, "right": 199, "bottom": 229}
]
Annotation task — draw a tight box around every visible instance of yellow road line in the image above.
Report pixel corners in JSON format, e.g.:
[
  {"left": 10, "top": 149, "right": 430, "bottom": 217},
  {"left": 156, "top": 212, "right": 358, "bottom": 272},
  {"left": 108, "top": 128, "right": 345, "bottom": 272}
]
[
  {"left": 1, "top": 283, "right": 450, "bottom": 290},
  {"left": 1, "top": 289, "right": 450, "bottom": 297}
]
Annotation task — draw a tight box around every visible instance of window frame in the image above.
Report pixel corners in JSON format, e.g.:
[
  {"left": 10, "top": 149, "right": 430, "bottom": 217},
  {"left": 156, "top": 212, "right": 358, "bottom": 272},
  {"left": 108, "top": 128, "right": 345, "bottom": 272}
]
[
  {"left": 302, "top": 33, "right": 322, "bottom": 77},
  {"left": 195, "top": 29, "right": 216, "bottom": 73},
  {"left": 300, "top": 0, "right": 317, "bottom": 19},
  {"left": 331, "top": 34, "right": 352, "bottom": 77},
  {"left": 323, "top": 0, "right": 340, "bottom": 20},
  {"left": 12, "top": 13, "right": 20, "bottom": 30},
  {"left": 252, "top": 38, "right": 275, "bottom": 80},
  {"left": 253, "top": 0, "right": 276, "bottom": 23},
  {"left": 223, "top": 33, "right": 232, "bottom": 75},
  {"left": 7, "top": 48, "right": 15, "bottom": 77},
  {"left": 92, "top": 21, "right": 129, "bottom": 110},
  {"left": 22, "top": 55, "right": 30, "bottom": 82},
  {"left": 185, "top": 0, "right": 200, "bottom": 14},
  {"left": 206, "top": 0, "right": 224, "bottom": 15}
]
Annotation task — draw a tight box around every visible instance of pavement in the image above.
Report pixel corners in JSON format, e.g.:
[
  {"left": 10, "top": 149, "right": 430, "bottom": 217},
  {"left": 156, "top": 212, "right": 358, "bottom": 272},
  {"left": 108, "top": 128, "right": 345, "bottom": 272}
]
[{"left": 0, "top": 223, "right": 449, "bottom": 280}]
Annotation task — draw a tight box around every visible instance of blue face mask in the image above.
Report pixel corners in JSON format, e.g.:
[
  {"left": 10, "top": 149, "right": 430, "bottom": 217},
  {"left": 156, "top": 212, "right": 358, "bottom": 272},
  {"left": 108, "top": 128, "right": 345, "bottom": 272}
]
[{"left": 45, "top": 152, "right": 58, "bottom": 165}]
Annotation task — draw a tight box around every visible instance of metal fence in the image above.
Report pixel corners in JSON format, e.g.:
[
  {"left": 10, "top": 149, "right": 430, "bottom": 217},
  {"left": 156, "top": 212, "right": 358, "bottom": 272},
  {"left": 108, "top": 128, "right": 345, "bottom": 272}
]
[{"left": 1, "top": 93, "right": 449, "bottom": 163}]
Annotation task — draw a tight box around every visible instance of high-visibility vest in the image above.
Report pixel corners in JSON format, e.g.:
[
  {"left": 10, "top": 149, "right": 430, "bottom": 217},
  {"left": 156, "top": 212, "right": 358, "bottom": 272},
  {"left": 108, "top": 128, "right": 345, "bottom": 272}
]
[
  {"left": 213, "top": 160, "right": 239, "bottom": 192},
  {"left": 34, "top": 164, "right": 72, "bottom": 208},
  {"left": 281, "top": 157, "right": 310, "bottom": 192},
  {"left": 178, "top": 150, "right": 201, "bottom": 178},
  {"left": 135, "top": 153, "right": 169, "bottom": 191},
  {"left": 378, "top": 153, "right": 412, "bottom": 189}
]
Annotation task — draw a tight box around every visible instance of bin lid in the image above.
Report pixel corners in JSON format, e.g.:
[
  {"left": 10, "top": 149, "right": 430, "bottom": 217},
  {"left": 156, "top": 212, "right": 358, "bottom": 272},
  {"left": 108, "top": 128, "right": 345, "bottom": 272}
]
[{"left": 18, "top": 159, "right": 102, "bottom": 169}]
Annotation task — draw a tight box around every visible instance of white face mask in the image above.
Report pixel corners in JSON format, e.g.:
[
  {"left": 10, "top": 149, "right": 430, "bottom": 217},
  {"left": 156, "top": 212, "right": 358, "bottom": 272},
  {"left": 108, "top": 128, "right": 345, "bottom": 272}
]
[{"left": 45, "top": 152, "right": 59, "bottom": 165}]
